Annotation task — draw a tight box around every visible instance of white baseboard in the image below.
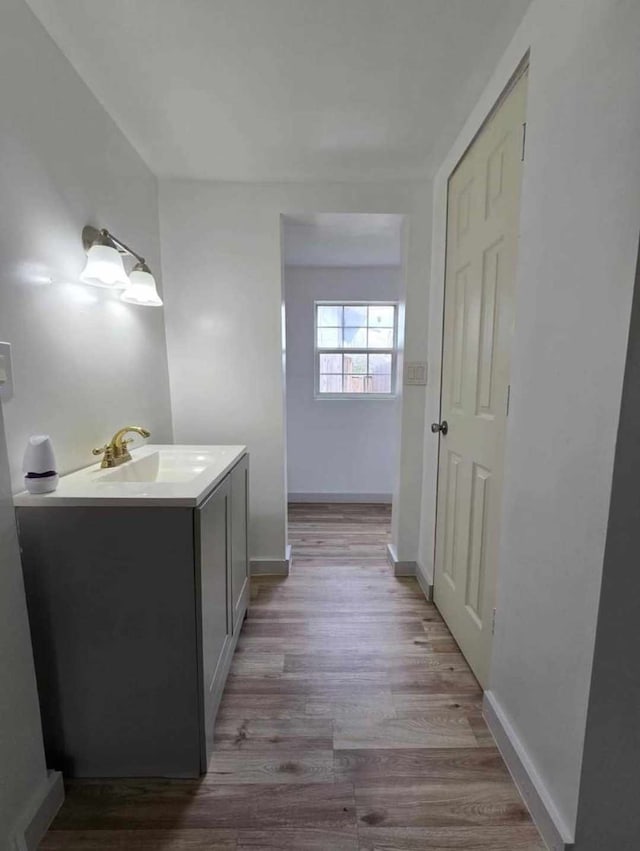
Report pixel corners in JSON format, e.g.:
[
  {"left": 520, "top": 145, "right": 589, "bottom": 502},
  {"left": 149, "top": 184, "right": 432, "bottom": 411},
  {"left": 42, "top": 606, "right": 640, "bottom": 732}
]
[
  {"left": 288, "top": 492, "right": 392, "bottom": 504},
  {"left": 386, "top": 542, "right": 416, "bottom": 576},
  {"left": 250, "top": 544, "right": 291, "bottom": 576},
  {"left": 13, "top": 770, "right": 64, "bottom": 851},
  {"left": 415, "top": 562, "right": 434, "bottom": 602},
  {"left": 386, "top": 546, "right": 433, "bottom": 603},
  {"left": 483, "top": 691, "right": 574, "bottom": 851}
]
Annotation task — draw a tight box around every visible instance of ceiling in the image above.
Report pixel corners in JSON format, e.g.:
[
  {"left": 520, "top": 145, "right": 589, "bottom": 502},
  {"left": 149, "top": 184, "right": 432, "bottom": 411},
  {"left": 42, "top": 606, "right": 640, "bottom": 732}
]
[
  {"left": 25, "top": 0, "right": 532, "bottom": 182},
  {"left": 283, "top": 214, "right": 404, "bottom": 267}
]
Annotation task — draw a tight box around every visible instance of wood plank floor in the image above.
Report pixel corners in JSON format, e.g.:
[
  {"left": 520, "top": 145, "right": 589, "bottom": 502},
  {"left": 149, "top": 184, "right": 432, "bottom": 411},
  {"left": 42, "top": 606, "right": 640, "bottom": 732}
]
[{"left": 41, "top": 503, "right": 545, "bottom": 850}]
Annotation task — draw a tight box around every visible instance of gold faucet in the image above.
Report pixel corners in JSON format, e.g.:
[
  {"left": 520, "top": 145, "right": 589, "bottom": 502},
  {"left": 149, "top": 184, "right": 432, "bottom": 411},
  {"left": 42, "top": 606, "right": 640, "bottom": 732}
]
[{"left": 92, "top": 426, "right": 151, "bottom": 468}]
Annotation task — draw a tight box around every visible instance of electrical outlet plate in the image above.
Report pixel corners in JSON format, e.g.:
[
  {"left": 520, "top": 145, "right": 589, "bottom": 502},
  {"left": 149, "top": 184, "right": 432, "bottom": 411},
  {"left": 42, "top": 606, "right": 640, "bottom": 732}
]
[
  {"left": 0, "top": 342, "right": 13, "bottom": 401},
  {"left": 404, "top": 361, "right": 427, "bottom": 386}
]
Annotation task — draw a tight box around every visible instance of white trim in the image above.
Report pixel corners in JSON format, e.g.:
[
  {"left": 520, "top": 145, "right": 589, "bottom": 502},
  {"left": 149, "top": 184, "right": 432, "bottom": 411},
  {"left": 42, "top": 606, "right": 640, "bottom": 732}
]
[
  {"left": 314, "top": 392, "right": 397, "bottom": 402},
  {"left": 386, "top": 542, "right": 415, "bottom": 576},
  {"left": 250, "top": 560, "right": 289, "bottom": 576},
  {"left": 12, "top": 770, "right": 64, "bottom": 851},
  {"left": 289, "top": 492, "right": 392, "bottom": 504},
  {"left": 394, "top": 562, "right": 416, "bottom": 577},
  {"left": 386, "top": 545, "right": 434, "bottom": 600},
  {"left": 250, "top": 544, "right": 291, "bottom": 576},
  {"left": 483, "top": 691, "right": 574, "bottom": 850},
  {"left": 415, "top": 562, "right": 434, "bottom": 602}
]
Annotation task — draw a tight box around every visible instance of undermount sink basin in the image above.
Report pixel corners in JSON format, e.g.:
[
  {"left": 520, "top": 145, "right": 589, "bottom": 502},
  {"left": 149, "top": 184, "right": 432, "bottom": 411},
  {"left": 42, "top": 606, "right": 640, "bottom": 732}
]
[
  {"left": 100, "top": 450, "right": 209, "bottom": 484},
  {"left": 13, "top": 445, "right": 247, "bottom": 507}
]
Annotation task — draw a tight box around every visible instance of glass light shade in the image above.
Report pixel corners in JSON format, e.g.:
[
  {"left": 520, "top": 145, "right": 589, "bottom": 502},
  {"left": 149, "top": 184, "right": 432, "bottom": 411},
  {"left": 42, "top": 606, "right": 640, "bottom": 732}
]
[
  {"left": 80, "top": 244, "right": 130, "bottom": 288},
  {"left": 120, "top": 268, "right": 163, "bottom": 306}
]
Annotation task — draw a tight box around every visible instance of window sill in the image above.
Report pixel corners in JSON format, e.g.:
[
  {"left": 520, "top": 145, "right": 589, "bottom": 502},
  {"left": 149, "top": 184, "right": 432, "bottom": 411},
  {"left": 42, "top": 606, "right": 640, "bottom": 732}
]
[{"left": 314, "top": 393, "right": 398, "bottom": 401}]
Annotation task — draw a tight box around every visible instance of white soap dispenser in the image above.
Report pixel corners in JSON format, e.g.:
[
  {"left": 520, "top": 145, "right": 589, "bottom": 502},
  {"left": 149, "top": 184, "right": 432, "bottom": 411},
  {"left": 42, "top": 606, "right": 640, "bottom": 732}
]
[{"left": 23, "top": 435, "right": 59, "bottom": 494}]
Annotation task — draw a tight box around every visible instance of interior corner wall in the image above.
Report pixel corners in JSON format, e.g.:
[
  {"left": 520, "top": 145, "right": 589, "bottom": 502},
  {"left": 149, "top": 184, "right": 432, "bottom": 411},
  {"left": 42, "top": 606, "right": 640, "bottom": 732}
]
[
  {"left": 0, "top": 0, "right": 174, "bottom": 840},
  {"left": 419, "top": 0, "right": 640, "bottom": 839},
  {"left": 159, "top": 180, "right": 431, "bottom": 563},
  {"left": 0, "top": 402, "right": 48, "bottom": 849},
  {"left": 0, "top": 0, "right": 174, "bottom": 494},
  {"left": 284, "top": 265, "right": 401, "bottom": 500}
]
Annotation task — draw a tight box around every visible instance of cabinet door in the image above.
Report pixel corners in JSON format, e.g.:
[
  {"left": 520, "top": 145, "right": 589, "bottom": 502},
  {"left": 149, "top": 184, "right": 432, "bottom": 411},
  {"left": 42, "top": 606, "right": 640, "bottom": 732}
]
[
  {"left": 196, "top": 476, "right": 231, "bottom": 765},
  {"left": 230, "top": 454, "right": 249, "bottom": 633}
]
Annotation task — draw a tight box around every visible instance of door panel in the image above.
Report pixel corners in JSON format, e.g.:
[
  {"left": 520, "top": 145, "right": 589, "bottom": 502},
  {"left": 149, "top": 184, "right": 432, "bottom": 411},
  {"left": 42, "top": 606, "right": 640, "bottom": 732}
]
[
  {"left": 230, "top": 454, "right": 249, "bottom": 633},
  {"left": 477, "top": 241, "right": 502, "bottom": 417},
  {"left": 197, "top": 478, "right": 231, "bottom": 762},
  {"left": 442, "top": 449, "right": 464, "bottom": 590},
  {"left": 466, "top": 462, "right": 490, "bottom": 623},
  {"left": 434, "top": 70, "right": 528, "bottom": 687},
  {"left": 451, "top": 264, "right": 469, "bottom": 411}
]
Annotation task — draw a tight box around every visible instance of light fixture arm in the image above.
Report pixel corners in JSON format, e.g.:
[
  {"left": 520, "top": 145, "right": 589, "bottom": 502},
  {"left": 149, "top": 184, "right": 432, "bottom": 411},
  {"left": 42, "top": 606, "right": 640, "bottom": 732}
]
[
  {"left": 80, "top": 224, "right": 162, "bottom": 305},
  {"left": 82, "top": 225, "right": 146, "bottom": 266}
]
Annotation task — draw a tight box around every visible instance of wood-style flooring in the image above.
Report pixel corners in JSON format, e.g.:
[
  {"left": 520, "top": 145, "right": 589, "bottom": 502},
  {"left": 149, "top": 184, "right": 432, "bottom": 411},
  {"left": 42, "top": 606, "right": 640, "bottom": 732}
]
[{"left": 40, "top": 503, "right": 545, "bottom": 850}]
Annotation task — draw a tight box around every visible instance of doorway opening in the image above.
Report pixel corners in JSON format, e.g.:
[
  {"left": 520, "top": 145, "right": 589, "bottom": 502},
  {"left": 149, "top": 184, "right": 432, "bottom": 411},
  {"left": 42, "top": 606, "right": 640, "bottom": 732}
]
[{"left": 281, "top": 213, "right": 406, "bottom": 566}]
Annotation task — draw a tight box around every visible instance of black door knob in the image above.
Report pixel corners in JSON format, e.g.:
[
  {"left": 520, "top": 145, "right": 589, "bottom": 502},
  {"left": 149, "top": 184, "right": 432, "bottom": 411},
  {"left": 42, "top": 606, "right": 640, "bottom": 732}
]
[{"left": 431, "top": 420, "right": 448, "bottom": 436}]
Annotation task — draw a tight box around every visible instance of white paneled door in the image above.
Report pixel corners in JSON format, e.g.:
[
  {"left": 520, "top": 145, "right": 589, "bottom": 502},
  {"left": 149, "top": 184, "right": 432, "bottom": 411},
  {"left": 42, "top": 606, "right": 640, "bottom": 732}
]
[{"left": 433, "top": 69, "right": 528, "bottom": 687}]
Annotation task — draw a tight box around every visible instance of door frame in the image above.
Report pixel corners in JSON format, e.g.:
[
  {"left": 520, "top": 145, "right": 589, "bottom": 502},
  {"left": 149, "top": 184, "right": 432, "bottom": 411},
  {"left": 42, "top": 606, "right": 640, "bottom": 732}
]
[
  {"left": 279, "top": 212, "right": 412, "bottom": 547},
  {"left": 421, "top": 51, "right": 530, "bottom": 596}
]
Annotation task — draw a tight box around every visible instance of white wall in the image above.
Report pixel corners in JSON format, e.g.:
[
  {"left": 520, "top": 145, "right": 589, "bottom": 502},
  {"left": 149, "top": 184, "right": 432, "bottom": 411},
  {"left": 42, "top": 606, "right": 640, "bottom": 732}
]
[
  {"left": 283, "top": 219, "right": 404, "bottom": 268},
  {"left": 159, "top": 180, "right": 430, "bottom": 563},
  {"left": 0, "top": 404, "right": 48, "bottom": 849},
  {"left": 0, "top": 0, "right": 174, "bottom": 839},
  {"left": 419, "top": 0, "right": 640, "bottom": 840},
  {"left": 0, "top": 0, "right": 174, "bottom": 495},
  {"left": 285, "top": 266, "right": 400, "bottom": 499}
]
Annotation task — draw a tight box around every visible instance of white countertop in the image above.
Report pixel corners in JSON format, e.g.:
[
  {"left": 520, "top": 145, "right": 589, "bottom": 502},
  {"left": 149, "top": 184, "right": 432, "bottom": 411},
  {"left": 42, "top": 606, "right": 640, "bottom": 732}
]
[{"left": 13, "top": 444, "right": 247, "bottom": 508}]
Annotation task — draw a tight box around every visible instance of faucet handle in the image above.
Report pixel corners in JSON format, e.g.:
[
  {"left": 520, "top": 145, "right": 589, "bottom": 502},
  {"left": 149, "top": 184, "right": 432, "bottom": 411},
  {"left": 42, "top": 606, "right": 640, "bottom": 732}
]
[{"left": 92, "top": 444, "right": 116, "bottom": 468}]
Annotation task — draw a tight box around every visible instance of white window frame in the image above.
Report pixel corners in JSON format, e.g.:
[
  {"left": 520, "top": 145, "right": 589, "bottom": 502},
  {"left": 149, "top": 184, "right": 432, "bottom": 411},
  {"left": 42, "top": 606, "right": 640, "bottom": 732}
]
[{"left": 314, "top": 300, "right": 398, "bottom": 400}]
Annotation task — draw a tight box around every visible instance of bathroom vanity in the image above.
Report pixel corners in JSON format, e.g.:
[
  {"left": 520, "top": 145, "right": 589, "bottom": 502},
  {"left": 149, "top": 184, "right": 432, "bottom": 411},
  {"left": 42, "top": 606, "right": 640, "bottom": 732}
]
[{"left": 14, "top": 445, "right": 249, "bottom": 778}]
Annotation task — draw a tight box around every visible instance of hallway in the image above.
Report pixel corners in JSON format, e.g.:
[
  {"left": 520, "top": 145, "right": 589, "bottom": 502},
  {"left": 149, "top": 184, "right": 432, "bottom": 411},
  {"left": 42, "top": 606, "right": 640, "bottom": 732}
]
[{"left": 41, "top": 504, "right": 544, "bottom": 849}]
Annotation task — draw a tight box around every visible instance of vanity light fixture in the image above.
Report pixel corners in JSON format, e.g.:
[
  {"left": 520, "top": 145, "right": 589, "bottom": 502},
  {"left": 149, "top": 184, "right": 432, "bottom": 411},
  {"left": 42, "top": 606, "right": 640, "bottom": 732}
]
[
  {"left": 121, "top": 262, "right": 163, "bottom": 307},
  {"left": 80, "top": 225, "right": 163, "bottom": 306},
  {"left": 80, "top": 228, "right": 129, "bottom": 289}
]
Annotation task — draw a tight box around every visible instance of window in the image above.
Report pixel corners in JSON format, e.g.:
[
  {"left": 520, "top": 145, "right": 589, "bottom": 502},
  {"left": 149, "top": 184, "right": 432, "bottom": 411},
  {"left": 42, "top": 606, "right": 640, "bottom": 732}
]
[{"left": 315, "top": 301, "right": 397, "bottom": 397}]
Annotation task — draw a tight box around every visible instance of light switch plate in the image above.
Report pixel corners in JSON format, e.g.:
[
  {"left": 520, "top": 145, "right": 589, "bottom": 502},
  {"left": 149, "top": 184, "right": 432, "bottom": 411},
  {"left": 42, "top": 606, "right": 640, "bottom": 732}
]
[
  {"left": 0, "top": 342, "right": 13, "bottom": 401},
  {"left": 404, "top": 361, "right": 428, "bottom": 386}
]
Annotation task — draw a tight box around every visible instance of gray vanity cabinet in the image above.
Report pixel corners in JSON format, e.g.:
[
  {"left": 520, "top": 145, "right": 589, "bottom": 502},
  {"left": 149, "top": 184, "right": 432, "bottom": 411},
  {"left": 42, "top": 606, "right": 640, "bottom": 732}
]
[
  {"left": 197, "top": 452, "right": 249, "bottom": 763},
  {"left": 17, "top": 452, "right": 250, "bottom": 778}
]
